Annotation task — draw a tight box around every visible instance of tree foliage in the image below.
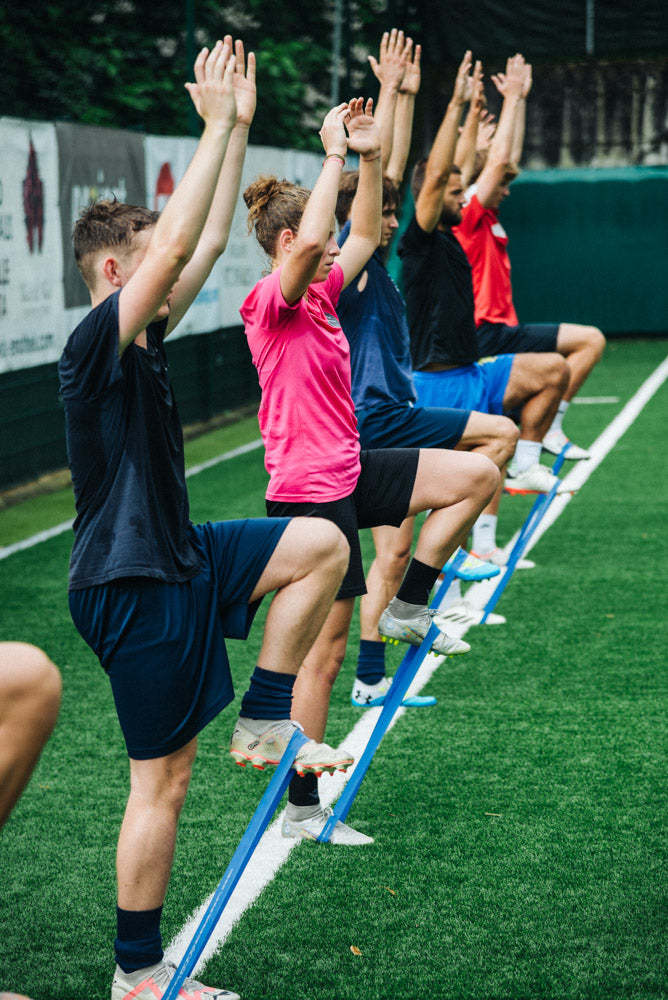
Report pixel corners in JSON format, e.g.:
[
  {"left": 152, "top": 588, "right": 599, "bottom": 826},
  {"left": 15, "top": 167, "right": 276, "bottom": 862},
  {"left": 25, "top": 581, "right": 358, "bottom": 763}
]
[{"left": 0, "top": 0, "right": 418, "bottom": 148}]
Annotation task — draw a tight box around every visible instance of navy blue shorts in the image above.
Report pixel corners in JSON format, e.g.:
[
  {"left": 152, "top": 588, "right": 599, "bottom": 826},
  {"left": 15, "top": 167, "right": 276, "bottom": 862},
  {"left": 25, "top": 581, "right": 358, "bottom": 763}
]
[
  {"left": 356, "top": 401, "right": 469, "bottom": 452},
  {"left": 412, "top": 354, "right": 514, "bottom": 415},
  {"left": 266, "top": 448, "right": 420, "bottom": 600},
  {"left": 476, "top": 322, "right": 559, "bottom": 356},
  {"left": 69, "top": 518, "right": 289, "bottom": 760}
]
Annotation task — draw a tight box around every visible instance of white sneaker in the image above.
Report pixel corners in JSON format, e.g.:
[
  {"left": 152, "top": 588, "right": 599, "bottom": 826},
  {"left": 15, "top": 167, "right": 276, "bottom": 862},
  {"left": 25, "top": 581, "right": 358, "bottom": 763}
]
[
  {"left": 542, "top": 428, "right": 591, "bottom": 459},
  {"left": 112, "top": 960, "right": 239, "bottom": 1000},
  {"left": 379, "top": 603, "right": 470, "bottom": 656},
  {"left": 471, "top": 547, "right": 536, "bottom": 571},
  {"left": 229, "top": 717, "right": 354, "bottom": 776},
  {"left": 504, "top": 462, "right": 571, "bottom": 495},
  {"left": 433, "top": 602, "right": 506, "bottom": 626},
  {"left": 282, "top": 805, "right": 374, "bottom": 845},
  {"left": 351, "top": 675, "right": 437, "bottom": 708}
]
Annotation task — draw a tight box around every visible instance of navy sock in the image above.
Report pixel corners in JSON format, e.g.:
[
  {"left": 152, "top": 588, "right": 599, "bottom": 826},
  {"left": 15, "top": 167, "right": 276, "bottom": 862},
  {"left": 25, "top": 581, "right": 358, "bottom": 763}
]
[
  {"left": 240, "top": 666, "right": 296, "bottom": 720},
  {"left": 288, "top": 770, "right": 320, "bottom": 807},
  {"left": 396, "top": 558, "right": 441, "bottom": 607},
  {"left": 356, "top": 639, "right": 386, "bottom": 684},
  {"left": 114, "top": 906, "right": 163, "bottom": 973}
]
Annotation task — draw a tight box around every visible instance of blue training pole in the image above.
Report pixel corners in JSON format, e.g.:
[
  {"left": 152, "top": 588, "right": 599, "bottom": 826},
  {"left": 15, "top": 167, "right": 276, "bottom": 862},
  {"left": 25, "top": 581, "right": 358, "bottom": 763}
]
[
  {"left": 317, "top": 571, "right": 455, "bottom": 843},
  {"left": 162, "top": 729, "right": 308, "bottom": 1000},
  {"left": 481, "top": 448, "right": 570, "bottom": 622}
]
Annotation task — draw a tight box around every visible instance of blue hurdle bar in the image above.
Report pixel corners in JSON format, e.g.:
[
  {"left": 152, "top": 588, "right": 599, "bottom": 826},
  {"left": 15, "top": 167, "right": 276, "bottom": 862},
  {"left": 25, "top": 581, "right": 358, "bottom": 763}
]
[
  {"left": 317, "top": 570, "right": 456, "bottom": 842},
  {"left": 162, "top": 729, "right": 309, "bottom": 1000},
  {"left": 480, "top": 447, "right": 570, "bottom": 623}
]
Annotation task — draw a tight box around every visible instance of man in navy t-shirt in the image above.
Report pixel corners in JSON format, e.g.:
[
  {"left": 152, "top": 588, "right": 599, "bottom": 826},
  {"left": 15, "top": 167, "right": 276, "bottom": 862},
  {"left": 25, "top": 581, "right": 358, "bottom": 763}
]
[{"left": 58, "top": 39, "right": 352, "bottom": 1000}]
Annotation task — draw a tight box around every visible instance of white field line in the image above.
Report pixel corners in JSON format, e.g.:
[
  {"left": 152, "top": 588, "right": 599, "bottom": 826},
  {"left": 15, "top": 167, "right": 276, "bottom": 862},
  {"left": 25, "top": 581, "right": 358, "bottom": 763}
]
[
  {"left": 167, "top": 355, "right": 668, "bottom": 974},
  {"left": 571, "top": 396, "right": 620, "bottom": 404},
  {"left": 0, "top": 438, "right": 264, "bottom": 562}
]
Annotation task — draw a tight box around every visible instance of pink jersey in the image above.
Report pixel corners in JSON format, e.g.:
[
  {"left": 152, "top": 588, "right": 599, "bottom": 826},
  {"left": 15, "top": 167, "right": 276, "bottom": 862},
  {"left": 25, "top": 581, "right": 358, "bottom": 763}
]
[
  {"left": 454, "top": 190, "right": 519, "bottom": 328},
  {"left": 241, "top": 262, "right": 361, "bottom": 502}
]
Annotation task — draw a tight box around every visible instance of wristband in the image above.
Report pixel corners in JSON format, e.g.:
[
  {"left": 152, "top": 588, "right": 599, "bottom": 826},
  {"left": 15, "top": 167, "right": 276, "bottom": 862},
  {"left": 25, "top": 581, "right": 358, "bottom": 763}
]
[
  {"left": 323, "top": 153, "right": 346, "bottom": 166},
  {"left": 361, "top": 152, "right": 381, "bottom": 163}
]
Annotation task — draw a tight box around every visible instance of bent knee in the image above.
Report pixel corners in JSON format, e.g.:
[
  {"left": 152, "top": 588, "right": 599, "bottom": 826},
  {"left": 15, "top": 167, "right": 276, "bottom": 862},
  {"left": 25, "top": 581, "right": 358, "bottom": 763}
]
[{"left": 297, "top": 517, "right": 350, "bottom": 571}]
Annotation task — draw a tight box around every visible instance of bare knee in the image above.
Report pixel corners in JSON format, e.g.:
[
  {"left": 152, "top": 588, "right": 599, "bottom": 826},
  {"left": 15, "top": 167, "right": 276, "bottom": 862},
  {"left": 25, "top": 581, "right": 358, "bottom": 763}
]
[
  {"left": 300, "top": 517, "right": 350, "bottom": 579},
  {"left": 470, "top": 453, "right": 501, "bottom": 504},
  {"left": 0, "top": 643, "right": 61, "bottom": 733},
  {"left": 130, "top": 743, "right": 196, "bottom": 816}
]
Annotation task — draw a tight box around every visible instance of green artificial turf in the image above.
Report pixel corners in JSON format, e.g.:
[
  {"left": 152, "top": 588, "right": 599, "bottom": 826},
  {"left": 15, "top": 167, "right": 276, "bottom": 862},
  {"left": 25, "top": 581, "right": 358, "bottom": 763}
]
[{"left": 0, "top": 339, "right": 666, "bottom": 1000}]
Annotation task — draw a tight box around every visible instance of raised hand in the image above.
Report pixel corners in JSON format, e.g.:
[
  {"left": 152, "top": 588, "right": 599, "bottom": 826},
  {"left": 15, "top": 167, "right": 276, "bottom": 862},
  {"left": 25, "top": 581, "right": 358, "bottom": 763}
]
[
  {"left": 477, "top": 110, "right": 497, "bottom": 151},
  {"left": 399, "top": 40, "right": 421, "bottom": 96},
  {"left": 185, "top": 39, "right": 237, "bottom": 129},
  {"left": 452, "top": 50, "right": 473, "bottom": 104},
  {"left": 520, "top": 61, "right": 533, "bottom": 99},
  {"left": 346, "top": 97, "right": 380, "bottom": 158},
  {"left": 491, "top": 53, "right": 526, "bottom": 99},
  {"left": 224, "top": 35, "right": 256, "bottom": 127},
  {"left": 368, "top": 28, "right": 409, "bottom": 91},
  {"left": 319, "top": 102, "right": 351, "bottom": 158}
]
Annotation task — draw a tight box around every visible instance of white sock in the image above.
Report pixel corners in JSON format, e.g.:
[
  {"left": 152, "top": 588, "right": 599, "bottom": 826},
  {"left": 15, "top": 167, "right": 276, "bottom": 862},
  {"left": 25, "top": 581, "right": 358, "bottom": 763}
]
[
  {"left": 548, "top": 399, "right": 569, "bottom": 434},
  {"left": 513, "top": 439, "right": 542, "bottom": 473},
  {"left": 472, "top": 515, "right": 498, "bottom": 555}
]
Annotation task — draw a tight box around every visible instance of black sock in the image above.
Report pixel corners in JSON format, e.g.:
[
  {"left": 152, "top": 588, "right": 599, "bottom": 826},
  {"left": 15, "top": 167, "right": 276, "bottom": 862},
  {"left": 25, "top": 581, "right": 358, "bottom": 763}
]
[
  {"left": 288, "top": 771, "right": 320, "bottom": 807},
  {"left": 396, "top": 558, "right": 441, "bottom": 607},
  {"left": 114, "top": 906, "right": 163, "bottom": 973},
  {"left": 240, "top": 666, "right": 295, "bottom": 719}
]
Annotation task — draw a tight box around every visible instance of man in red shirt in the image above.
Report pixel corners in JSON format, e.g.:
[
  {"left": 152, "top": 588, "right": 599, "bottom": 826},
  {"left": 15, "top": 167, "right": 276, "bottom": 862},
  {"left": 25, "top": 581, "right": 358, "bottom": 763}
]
[{"left": 454, "top": 55, "right": 605, "bottom": 460}]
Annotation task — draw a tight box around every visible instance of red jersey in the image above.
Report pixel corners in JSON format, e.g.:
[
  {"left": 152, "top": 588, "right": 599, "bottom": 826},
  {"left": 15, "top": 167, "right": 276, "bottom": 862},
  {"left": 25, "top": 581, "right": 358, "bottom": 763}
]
[{"left": 453, "top": 189, "right": 518, "bottom": 328}]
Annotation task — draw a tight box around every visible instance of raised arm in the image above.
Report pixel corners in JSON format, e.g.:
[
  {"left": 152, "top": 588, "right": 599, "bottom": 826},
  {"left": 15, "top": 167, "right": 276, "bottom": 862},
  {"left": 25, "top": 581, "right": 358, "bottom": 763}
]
[
  {"left": 167, "top": 37, "right": 256, "bottom": 333},
  {"left": 117, "top": 40, "right": 237, "bottom": 354},
  {"left": 368, "top": 29, "right": 409, "bottom": 171},
  {"left": 474, "top": 53, "right": 526, "bottom": 207},
  {"left": 415, "top": 50, "right": 471, "bottom": 233},
  {"left": 386, "top": 40, "right": 421, "bottom": 186},
  {"left": 510, "top": 60, "right": 532, "bottom": 165},
  {"left": 454, "top": 59, "right": 484, "bottom": 188},
  {"left": 336, "top": 99, "right": 382, "bottom": 287},
  {"left": 278, "top": 102, "right": 352, "bottom": 304}
]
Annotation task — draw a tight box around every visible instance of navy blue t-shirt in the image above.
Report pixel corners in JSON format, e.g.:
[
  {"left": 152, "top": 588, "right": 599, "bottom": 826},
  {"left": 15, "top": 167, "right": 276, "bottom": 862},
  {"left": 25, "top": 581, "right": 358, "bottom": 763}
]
[
  {"left": 58, "top": 292, "right": 200, "bottom": 590},
  {"left": 397, "top": 215, "right": 480, "bottom": 370},
  {"left": 336, "top": 220, "right": 417, "bottom": 411}
]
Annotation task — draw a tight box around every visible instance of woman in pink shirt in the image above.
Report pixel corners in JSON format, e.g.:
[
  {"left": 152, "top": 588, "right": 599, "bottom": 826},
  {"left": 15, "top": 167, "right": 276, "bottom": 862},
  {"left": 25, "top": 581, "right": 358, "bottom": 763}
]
[{"left": 241, "top": 98, "right": 499, "bottom": 845}]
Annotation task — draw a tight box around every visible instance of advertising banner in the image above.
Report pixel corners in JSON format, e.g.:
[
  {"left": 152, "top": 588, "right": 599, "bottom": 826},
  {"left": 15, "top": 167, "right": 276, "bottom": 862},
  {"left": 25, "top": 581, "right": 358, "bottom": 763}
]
[
  {"left": 145, "top": 136, "right": 322, "bottom": 338},
  {"left": 0, "top": 118, "right": 65, "bottom": 374},
  {"left": 57, "top": 122, "right": 146, "bottom": 332}
]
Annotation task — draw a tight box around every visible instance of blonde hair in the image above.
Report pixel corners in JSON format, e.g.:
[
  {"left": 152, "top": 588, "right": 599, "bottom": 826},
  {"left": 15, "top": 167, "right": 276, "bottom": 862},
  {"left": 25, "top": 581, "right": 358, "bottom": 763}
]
[{"left": 243, "top": 176, "right": 311, "bottom": 258}]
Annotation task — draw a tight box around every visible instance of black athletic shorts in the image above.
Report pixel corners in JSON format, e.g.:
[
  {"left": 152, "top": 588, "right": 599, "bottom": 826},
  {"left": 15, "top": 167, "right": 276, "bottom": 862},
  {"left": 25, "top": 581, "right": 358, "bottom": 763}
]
[
  {"left": 476, "top": 321, "right": 560, "bottom": 356},
  {"left": 266, "top": 448, "right": 420, "bottom": 600}
]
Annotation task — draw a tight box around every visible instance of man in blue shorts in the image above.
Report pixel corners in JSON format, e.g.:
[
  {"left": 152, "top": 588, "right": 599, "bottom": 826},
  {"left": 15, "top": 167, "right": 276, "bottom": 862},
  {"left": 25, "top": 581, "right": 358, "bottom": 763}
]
[
  {"left": 453, "top": 54, "right": 605, "bottom": 459},
  {"left": 398, "top": 53, "right": 572, "bottom": 516},
  {"left": 59, "top": 40, "right": 351, "bottom": 1000}
]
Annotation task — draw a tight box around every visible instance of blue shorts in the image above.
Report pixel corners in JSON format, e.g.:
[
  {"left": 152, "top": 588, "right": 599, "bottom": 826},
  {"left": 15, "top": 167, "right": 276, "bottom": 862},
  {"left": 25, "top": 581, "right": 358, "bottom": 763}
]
[
  {"left": 356, "top": 401, "right": 470, "bottom": 451},
  {"left": 412, "top": 355, "right": 514, "bottom": 415},
  {"left": 267, "top": 448, "right": 420, "bottom": 600},
  {"left": 476, "top": 322, "right": 559, "bottom": 356},
  {"left": 69, "top": 518, "right": 289, "bottom": 760}
]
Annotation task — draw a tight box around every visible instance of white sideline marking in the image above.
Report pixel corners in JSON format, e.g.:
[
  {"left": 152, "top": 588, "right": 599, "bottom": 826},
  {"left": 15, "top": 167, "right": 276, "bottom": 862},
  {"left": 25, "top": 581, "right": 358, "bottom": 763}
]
[
  {"left": 0, "top": 438, "right": 264, "bottom": 562},
  {"left": 571, "top": 396, "right": 620, "bottom": 404},
  {"left": 168, "top": 356, "right": 668, "bottom": 974}
]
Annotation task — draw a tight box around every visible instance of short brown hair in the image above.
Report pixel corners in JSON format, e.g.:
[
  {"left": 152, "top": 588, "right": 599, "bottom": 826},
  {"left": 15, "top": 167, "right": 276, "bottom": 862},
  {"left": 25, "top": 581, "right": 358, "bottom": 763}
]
[
  {"left": 243, "top": 176, "right": 311, "bottom": 258},
  {"left": 410, "top": 160, "right": 461, "bottom": 204},
  {"left": 73, "top": 199, "right": 159, "bottom": 289},
  {"left": 335, "top": 171, "right": 400, "bottom": 229}
]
